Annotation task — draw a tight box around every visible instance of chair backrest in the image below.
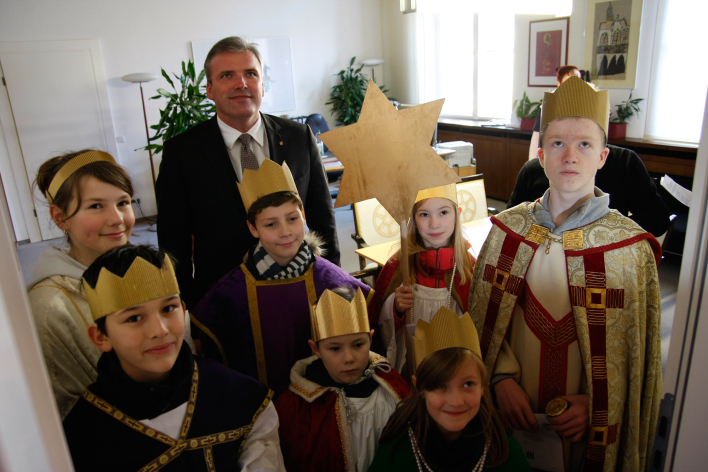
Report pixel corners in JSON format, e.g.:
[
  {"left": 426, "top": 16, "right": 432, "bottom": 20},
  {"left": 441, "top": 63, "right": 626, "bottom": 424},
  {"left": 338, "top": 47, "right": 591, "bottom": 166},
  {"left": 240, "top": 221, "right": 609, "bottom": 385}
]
[
  {"left": 353, "top": 198, "right": 401, "bottom": 246},
  {"left": 305, "top": 114, "right": 330, "bottom": 153},
  {"left": 305, "top": 113, "right": 330, "bottom": 134},
  {"left": 456, "top": 174, "right": 488, "bottom": 224}
]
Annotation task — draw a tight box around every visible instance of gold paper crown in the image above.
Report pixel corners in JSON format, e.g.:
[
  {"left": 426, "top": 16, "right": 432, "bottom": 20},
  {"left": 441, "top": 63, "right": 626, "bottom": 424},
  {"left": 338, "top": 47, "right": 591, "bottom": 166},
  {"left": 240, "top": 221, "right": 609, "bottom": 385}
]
[
  {"left": 45, "top": 151, "right": 116, "bottom": 203},
  {"left": 83, "top": 255, "right": 180, "bottom": 321},
  {"left": 237, "top": 159, "right": 299, "bottom": 211},
  {"left": 541, "top": 76, "right": 610, "bottom": 138},
  {"left": 413, "top": 307, "right": 481, "bottom": 367},
  {"left": 414, "top": 183, "right": 457, "bottom": 205},
  {"left": 310, "top": 288, "right": 370, "bottom": 342}
]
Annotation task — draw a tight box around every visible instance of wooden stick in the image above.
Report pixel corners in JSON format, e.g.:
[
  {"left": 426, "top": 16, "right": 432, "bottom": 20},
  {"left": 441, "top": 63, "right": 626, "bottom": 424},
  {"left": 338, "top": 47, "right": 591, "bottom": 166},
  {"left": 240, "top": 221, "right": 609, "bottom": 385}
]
[
  {"left": 399, "top": 219, "right": 416, "bottom": 377},
  {"left": 399, "top": 219, "right": 411, "bottom": 324}
]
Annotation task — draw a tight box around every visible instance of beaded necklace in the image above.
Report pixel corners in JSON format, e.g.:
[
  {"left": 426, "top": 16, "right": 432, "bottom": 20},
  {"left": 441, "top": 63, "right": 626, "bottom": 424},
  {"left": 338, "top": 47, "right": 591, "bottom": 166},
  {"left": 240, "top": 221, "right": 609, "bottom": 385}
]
[{"left": 407, "top": 425, "right": 489, "bottom": 472}]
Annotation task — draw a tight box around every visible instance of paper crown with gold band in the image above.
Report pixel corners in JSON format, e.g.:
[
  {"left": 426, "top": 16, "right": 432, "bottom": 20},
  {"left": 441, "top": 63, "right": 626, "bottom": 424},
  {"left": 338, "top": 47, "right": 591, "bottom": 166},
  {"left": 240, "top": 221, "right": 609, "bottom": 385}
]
[
  {"left": 413, "top": 306, "right": 482, "bottom": 367},
  {"left": 45, "top": 150, "right": 117, "bottom": 203},
  {"left": 237, "top": 159, "right": 299, "bottom": 212},
  {"left": 414, "top": 183, "right": 458, "bottom": 205},
  {"left": 310, "top": 288, "right": 370, "bottom": 342},
  {"left": 541, "top": 76, "right": 610, "bottom": 138},
  {"left": 83, "top": 254, "right": 180, "bottom": 321}
]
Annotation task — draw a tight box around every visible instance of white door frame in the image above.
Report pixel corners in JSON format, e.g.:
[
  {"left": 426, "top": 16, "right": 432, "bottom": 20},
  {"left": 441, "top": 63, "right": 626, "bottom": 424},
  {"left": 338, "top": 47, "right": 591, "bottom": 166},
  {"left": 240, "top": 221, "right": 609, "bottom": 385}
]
[{"left": 656, "top": 94, "right": 708, "bottom": 469}]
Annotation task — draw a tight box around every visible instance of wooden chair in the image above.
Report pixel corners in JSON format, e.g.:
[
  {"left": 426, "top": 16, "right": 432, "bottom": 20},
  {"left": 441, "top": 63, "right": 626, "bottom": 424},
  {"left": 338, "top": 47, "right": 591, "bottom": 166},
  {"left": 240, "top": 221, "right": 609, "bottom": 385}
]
[
  {"left": 456, "top": 173, "right": 498, "bottom": 220},
  {"left": 350, "top": 198, "right": 400, "bottom": 285}
]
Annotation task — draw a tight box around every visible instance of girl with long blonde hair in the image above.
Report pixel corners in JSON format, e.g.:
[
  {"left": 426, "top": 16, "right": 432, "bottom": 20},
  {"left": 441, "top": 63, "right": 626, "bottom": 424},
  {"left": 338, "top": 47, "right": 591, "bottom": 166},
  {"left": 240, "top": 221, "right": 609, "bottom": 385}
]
[{"left": 368, "top": 183, "right": 475, "bottom": 371}]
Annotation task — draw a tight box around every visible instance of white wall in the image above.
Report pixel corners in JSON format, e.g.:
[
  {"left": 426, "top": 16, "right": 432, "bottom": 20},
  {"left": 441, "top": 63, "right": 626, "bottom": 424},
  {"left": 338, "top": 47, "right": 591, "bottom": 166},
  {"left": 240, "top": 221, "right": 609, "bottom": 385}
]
[
  {"left": 383, "top": 0, "right": 660, "bottom": 138},
  {"left": 0, "top": 0, "right": 384, "bottom": 216}
]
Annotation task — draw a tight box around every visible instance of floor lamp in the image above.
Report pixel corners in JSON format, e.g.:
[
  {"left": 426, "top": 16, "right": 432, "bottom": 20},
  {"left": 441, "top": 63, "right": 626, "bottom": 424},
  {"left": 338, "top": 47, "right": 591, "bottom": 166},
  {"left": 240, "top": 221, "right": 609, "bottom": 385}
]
[
  {"left": 121, "top": 72, "right": 159, "bottom": 199},
  {"left": 361, "top": 59, "right": 385, "bottom": 82}
]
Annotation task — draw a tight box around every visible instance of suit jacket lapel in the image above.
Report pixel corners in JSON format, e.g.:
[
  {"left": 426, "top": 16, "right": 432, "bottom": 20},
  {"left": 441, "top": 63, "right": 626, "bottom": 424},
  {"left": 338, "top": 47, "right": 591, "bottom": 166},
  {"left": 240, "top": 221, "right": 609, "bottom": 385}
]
[
  {"left": 202, "top": 116, "right": 240, "bottom": 184},
  {"left": 263, "top": 113, "right": 285, "bottom": 165}
]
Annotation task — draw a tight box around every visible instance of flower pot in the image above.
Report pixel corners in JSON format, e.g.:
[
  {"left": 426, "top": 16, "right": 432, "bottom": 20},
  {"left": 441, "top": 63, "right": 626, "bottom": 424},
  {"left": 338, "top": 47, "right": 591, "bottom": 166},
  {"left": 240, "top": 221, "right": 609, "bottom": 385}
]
[
  {"left": 520, "top": 117, "right": 535, "bottom": 131},
  {"left": 608, "top": 122, "right": 627, "bottom": 140}
]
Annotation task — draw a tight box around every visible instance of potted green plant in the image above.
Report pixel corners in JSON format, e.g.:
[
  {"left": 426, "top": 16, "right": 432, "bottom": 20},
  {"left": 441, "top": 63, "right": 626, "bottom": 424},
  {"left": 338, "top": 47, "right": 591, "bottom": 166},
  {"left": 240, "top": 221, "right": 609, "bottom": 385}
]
[
  {"left": 144, "top": 60, "right": 216, "bottom": 155},
  {"left": 609, "top": 92, "right": 644, "bottom": 140},
  {"left": 326, "top": 57, "right": 390, "bottom": 126},
  {"left": 513, "top": 92, "right": 542, "bottom": 131}
]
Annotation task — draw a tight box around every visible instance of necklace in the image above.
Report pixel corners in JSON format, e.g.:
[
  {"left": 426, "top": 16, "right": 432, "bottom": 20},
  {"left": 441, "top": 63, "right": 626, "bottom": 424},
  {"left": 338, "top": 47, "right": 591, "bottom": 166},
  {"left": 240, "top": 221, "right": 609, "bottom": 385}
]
[
  {"left": 335, "top": 359, "right": 391, "bottom": 423},
  {"left": 408, "top": 426, "right": 489, "bottom": 472},
  {"left": 544, "top": 234, "right": 563, "bottom": 254}
]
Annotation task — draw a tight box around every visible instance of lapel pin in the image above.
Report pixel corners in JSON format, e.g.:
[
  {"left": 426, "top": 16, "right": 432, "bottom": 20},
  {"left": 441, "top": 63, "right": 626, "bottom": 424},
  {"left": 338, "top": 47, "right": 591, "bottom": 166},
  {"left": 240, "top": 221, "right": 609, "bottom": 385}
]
[{"left": 279, "top": 141, "right": 284, "bottom": 146}]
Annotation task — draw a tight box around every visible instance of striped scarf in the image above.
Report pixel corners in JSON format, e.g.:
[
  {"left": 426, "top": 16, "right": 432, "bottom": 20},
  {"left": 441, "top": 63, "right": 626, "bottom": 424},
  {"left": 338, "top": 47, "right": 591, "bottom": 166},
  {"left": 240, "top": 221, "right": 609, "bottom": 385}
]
[{"left": 252, "top": 240, "right": 312, "bottom": 280}]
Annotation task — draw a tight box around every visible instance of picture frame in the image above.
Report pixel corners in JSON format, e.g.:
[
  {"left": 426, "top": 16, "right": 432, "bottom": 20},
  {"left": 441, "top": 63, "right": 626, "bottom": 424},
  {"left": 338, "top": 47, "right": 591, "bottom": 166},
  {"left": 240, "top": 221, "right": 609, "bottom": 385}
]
[
  {"left": 584, "top": 0, "right": 643, "bottom": 89},
  {"left": 528, "top": 17, "right": 570, "bottom": 87}
]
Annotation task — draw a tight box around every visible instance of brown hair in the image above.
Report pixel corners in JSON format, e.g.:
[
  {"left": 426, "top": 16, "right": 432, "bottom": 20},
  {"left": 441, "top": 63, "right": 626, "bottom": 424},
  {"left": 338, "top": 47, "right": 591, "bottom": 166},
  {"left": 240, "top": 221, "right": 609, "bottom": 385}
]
[
  {"left": 35, "top": 149, "right": 134, "bottom": 222},
  {"left": 205, "top": 36, "right": 263, "bottom": 84},
  {"left": 405, "top": 198, "right": 473, "bottom": 285},
  {"left": 246, "top": 191, "right": 303, "bottom": 226},
  {"left": 378, "top": 347, "right": 509, "bottom": 467},
  {"left": 556, "top": 65, "right": 580, "bottom": 84}
]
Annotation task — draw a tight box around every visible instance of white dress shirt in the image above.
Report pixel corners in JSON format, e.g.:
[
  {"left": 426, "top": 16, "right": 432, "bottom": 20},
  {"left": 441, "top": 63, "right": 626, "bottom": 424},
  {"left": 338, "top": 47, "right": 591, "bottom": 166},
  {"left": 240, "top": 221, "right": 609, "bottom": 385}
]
[{"left": 217, "top": 114, "right": 271, "bottom": 182}]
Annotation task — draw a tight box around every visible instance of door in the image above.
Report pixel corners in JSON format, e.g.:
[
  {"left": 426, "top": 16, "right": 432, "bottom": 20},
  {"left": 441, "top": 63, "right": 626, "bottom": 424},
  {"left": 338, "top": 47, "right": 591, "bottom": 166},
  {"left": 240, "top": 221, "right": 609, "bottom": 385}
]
[{"left": 0, "top": 40, "right": 117, "bottom": 242}]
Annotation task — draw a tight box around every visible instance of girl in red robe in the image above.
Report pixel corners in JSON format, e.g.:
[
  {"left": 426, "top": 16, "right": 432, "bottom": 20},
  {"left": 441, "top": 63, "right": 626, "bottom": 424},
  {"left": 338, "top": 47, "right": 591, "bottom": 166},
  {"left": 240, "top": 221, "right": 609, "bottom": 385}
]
[{"left": 368, "top": 184, "right": 475, "bottom": 370}]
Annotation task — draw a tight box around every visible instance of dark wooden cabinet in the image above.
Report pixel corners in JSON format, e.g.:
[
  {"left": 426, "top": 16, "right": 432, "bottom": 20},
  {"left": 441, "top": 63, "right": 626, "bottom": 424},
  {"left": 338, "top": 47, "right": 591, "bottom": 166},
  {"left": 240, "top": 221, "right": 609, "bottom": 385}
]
[
  {"left": 438, "top": 120, "right": 532, "bottom": 200},
  {"left": 438, "top": 119, "right": 697, "bottom": 201}
]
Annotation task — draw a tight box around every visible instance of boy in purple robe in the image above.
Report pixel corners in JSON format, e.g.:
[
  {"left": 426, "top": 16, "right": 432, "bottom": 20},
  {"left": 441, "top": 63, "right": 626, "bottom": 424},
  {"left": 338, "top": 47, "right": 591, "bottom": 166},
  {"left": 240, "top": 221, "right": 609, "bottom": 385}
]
[{"left": 191, "top": 159, "right": 372, "bottom": 395}]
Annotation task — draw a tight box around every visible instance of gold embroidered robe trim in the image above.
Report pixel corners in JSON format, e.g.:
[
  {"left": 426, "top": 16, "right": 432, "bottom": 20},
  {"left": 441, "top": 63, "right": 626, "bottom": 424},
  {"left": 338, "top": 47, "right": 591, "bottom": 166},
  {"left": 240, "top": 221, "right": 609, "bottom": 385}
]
[{"left": 81, "top": 362, "right": 272, "bottom": 471}]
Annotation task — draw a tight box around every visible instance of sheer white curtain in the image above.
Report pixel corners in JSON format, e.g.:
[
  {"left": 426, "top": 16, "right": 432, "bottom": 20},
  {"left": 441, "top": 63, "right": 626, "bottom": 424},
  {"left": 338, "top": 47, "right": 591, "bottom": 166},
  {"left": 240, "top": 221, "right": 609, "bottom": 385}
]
[
  {"left": 415, "top": 0, "right": 569, "bottom": 119},
  {"left": 645, "top": 0, "right": 708, "bottom": 142}
]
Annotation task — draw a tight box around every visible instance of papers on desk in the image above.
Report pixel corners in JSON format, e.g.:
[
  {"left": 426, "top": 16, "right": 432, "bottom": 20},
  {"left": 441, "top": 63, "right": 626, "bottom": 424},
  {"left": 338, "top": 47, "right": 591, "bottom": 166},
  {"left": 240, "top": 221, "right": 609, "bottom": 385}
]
[
  {"left": 661, "top": 175, "right": 691, "bottom": 207},
  {"left": 512, "top": 415, "right": 564, "bottom": 472}
]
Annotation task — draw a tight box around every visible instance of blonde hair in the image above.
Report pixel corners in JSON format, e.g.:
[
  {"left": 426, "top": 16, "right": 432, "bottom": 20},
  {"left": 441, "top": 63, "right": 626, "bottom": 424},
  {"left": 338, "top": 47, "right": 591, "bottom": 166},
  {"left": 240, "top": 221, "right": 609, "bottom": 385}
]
[{"left": 406, "top": 198, "right": 473, "bottom": 285}]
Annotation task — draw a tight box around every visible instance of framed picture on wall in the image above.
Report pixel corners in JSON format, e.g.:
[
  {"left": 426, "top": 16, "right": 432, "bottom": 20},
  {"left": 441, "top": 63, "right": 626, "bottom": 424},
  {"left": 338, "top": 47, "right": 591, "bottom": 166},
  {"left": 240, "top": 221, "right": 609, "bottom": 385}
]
[
  {"left": 584, "top": 0, "right": 643, "bottom": 89},
  {"left": 528, "top": 17, "right": 570, "bottom": 87}
]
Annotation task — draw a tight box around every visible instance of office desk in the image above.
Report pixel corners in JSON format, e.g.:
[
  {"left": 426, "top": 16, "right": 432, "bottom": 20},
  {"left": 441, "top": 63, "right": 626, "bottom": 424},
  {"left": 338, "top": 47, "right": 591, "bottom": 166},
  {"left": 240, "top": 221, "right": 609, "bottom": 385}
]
[{"left": 355, "top": 217, "right": 493, "bottom": 266}]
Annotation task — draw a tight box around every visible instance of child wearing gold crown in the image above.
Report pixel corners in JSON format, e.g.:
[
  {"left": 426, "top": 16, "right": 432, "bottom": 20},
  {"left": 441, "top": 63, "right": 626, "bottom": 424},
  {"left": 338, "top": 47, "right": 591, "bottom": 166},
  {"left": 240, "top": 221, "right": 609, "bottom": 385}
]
[
  {"left": 28, "top": 150, "right": 135, "bottom": 419},
  {"left": 369, "top": 307, "right": 529, "bottom": 471},
  {"left": 190, "top": 160, "right": 371, "bottom": 396},
  {"left": 368, "top": 183, "right": 475, "bottom": 371},
  {"left": 62, "top": 244, "right": 285, "bottom": 471},
  {"left": 469, "top": 77, "right": 662, "bottom": 472},
  {"left": 274, "top": 287, "right": 409, "bottom": 472}
]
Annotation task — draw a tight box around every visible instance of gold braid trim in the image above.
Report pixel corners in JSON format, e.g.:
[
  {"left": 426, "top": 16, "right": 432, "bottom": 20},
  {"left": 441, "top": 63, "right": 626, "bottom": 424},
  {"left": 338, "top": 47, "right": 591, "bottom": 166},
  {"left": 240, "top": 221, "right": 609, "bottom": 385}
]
[
  {"left": 289, "top": 382, "right": 327, "bottom": 399},
  {"left": 238, "top": 389, "right": 275, "bottom": 455},
  {"left": 245, "top": 266, "right": 268, "bottom": 385},
  {"left": 189, "top": 313, "right": 229, "bottom": 367},
  {"left": 334, "top": 396, "right": 349, "bottom": 472}
]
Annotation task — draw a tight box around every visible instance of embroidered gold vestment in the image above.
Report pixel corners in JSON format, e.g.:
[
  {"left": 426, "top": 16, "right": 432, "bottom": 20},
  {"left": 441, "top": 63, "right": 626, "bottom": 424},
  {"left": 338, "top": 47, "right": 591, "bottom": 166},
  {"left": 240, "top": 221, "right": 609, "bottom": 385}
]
[{"left": 469, "top": 204, "right": 662, "bottom": 472}]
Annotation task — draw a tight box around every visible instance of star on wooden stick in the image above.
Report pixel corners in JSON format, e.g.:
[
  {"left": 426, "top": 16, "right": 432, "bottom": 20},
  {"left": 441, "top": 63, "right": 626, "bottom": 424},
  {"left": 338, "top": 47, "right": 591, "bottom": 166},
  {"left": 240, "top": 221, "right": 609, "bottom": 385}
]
[{"left": 320, "top": 80, "right": 460, "bottom": 223}]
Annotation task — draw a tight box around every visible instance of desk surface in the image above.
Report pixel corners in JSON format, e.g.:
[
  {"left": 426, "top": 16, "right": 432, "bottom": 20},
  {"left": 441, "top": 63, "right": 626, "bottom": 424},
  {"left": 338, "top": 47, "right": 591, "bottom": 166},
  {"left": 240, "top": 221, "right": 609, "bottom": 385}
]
[{"left": 355, "top": 217, "right": 493, "bottom": 266}]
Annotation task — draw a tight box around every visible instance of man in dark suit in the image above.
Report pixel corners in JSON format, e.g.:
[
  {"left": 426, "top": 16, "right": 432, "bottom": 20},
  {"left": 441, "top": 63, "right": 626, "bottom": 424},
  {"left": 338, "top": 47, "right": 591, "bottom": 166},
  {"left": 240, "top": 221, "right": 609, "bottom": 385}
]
[{"left": 156, "top": 36, "right": 339, "bottom": 308}]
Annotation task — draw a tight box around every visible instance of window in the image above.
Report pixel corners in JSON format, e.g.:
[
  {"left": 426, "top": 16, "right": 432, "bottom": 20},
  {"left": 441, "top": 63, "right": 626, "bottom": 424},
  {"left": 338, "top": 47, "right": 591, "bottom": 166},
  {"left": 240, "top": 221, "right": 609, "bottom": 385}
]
[
  {"left": 414, "top": 1, "right": 570, "bottom": 120},
  {"left": 645, "top": 0, "right": 708, "bottom": 143},
  {"left": 416, "top": 8, "right": 514, "bottom": 119}
]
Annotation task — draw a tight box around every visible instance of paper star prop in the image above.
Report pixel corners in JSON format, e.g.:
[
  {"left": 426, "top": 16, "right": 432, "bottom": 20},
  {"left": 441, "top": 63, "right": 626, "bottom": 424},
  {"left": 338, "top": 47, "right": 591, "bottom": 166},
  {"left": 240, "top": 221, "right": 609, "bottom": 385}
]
[{"left": 320, "top": 80, "right": 460, "bottom": 223}]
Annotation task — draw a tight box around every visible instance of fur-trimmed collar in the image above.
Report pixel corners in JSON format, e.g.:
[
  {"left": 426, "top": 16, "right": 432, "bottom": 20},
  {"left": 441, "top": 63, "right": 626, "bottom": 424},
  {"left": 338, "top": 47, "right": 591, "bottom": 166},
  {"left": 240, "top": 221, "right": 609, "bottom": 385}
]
[
  {"left": 286, "top": 352, "right": 400, "bottom": 403},
  {"left": 305, "top": 231, "right": 326, "bottom": 257}
]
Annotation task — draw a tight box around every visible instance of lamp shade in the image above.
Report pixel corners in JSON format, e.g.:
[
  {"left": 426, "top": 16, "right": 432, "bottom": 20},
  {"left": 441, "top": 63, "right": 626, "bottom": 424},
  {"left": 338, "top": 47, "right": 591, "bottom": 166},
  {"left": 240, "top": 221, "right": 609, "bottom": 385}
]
[
  {"left": 361, "top": 59, "right": 385, "bottom": 67},
  {"left": 121, "top": 73, "right": 159, "bottom": 83}
]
